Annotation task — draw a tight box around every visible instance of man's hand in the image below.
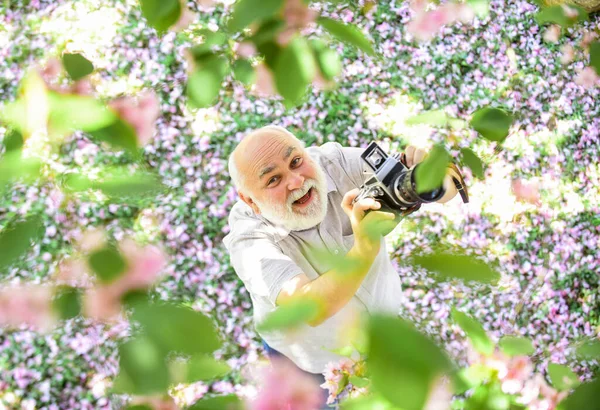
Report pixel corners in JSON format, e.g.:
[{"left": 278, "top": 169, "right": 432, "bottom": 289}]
[
  {"left": 341, "top": 189, "right": 398, "bottom": 259},
  {"left": 403, "top": 145, "right": 428, "bottom": 168}
]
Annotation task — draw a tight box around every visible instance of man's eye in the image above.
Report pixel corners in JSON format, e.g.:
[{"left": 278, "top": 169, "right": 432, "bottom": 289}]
[
  {"left": 291, "top": 157, "right": 302, "bottom": 167},
  {"left": 267, "top": 176, "right": 279, "bottom": 186}
]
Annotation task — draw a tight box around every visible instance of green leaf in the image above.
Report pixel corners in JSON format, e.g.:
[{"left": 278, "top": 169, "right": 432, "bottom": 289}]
[
  {"left": 451, "top": 309, "right": 494, "bottom": 356},
  {"left": 88, "top": 117, "right": 139, "bottom": 153},
  {"left": 405, "top": 110, "right": 466, "bottom": 130},
  {"left": 275, "top": 37, "right": 317, "bottom": 107},
  {"left": 455, "top": 364, "right": 491, "bottom": 394},
  {"left": 341, "top": 394, "right": 394, "bottom": 410},
  {"left": 367, "top": 315, "right": 454, "bottom": 410},
  {"left": 349, "top": 376, "right": 370, "bottom": 388},
  {"left": 232, "top": 59, "right": 256, "bottom": 86},
  {"left": 227, "top": 0, "right": 284, "bottom": 32},
  {"left": 498, "top": 336, "right": 535, "bottom": 357},
  {"left": 317, "top": 17, "right": 376, "bottom": 56},
  {"left": 94, "top": 169, "right": 166, "bottom": 200},
  {"left": 535, "top": 5, "right": 588, "bottom": 29},
  {"left": 2, "top": 129, "right": 23, "bottom": 152},
  {"left": 460, "top": 148, "right": 484, "bottom": 179},
  {"left": 560, "top": 378, "right": 600, "bottom": 410},
  {"left": 329, "top": 345, "right": 355, "bottom": 358},
  {"left": 0, "top": 152, "right": 42, "bottom": 194},
  {"left": 257, "top": 298, "right": 320, "bottom": 332},
  {"left": 140, "top": 0, "right": 182, "bottom": 32},
  {"left": 62, "top": 53, "right": 94, "bottom": 81},
  {"left": 548, "top": 363, "right": 580, "bottom": 391},
  {"left": 470, "top": 107, "right": 513, "bottom": 143},
  {"left": 52, "top": 286, "right": 82, "bottom": 320},
  {"left": 0, "top": 214, "right": 43, "bottom": 274},
  {"left": 589, "top": 42, "right": 600, "bottom": 76},
  {"left": 576, "top": 340, "right": 600, "bottom": 359},
  {"left": 182, "top": 354, "right": 231, "bottom": 382},
  {"left": 113, "top": 336, "right": 170, "bottom": 395},
  {"left": 131, "top": 303, "right": 222, "bottom": 355},
  {"left": 248, "top": 19, "right": 286, "bottom": 45},
  {"left": 315, "top": 47, "right": 342, "bottom": 81},
  {"left": 414, "top": 144, "right": 450, "bottom": 194},
  {"left": 187, "top": 55, "right": 229, "bottom": 108},
  {"left": 88, "top": 245, "right": 127, "bottom": 283},
  {"left": 48, "top": 92, "right": 117, "bottom": 134},
  {"left": 125, "top": 406, "right": 153, "bottom": 410},
  {"left": 467, "top": 0, "right": 490, "bottom": 18},
  {"left": 188, "top": 395, "right": 243, "bottom": 410}
]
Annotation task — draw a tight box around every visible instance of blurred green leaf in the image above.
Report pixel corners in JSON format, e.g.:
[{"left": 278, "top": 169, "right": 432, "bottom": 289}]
[
  {"left": 412, "top": 253, "right": 500, "bottom": 284},
  {"left": 125, "top": 405, "right": 153, "bottom": 410},
  {"left": 470, "top": 107, "right": 513, "bottom": 142},
  {"left": 576, "top": 340, "right": 600, "bottom": 359},
  {"left": 315, "top": 47, "right": 342, "bottom": 81},
  {"left": 232, "top": 59, "right": 256, "bottom": 85},
  {"left": 590, "top": 42, "right": 600, "bottom": 76},
  {"left": 0, "top": 152, "right": 42, "bottom": 194},
  {"left": 535, "top": 5, "right": 588, "bottom": 28},
  {"left": 48, "top": 92, "right": 116, "bottom": 134},
  {"left": 451, "top": 309, "right": 494, "bottom": 356},
  {"left": 317, "top": 17, "right": 376, "bottom": 56},
  {"left": 460, "top": 148, "right": 484, "bottom": 179},
  {"left": 349, "top": 375, "right": 370, "bottom": 388},
  {"left": 455, "top": 364, "right": 491, "bottom": 394},
  {"left": 560, "top": 378, "right": 600, "bottom": 410},
  {"left": 2, "top": 129, "right": 23, "bottom": 152},
  {"left": 329, "top": 345, "right": 355, "bottom": 358},
  {"left": 88, "top": 245, "right": 127, "bottom": 283},
  {"left": 405, "top": 110, "right": 466, "bottom": 130},
  {"left": 113, "top": 336, "right": 170, "bottom": 395},
  {"left": 249, "top": 19, "right": 286, "bottom": 45},
  {"left": 275, "top": 37, "right": 317, "bottom": 107},
  {"left": 140, "top": 0, "right": 182, "bottom": 32},
  {"left": 192, "top": 29, "right": 229, "bottom": 54},
  {"left": 368, "top": 315, "right": 454, "bottom": 410},
  {"left": 548, "top": 363, "right": 580, "bottom": 391},
  {"left": 0, "top": 214, "right": 43, "bottom": 274},
  {"left": 257, "top": 298, "right": 320, "bottom": 332},
  {"left": 89, "top": 117, "right": 139, "bottom": 153},
  {"left": 467, "top": 0, "right": 490, "bottom": 17},
  {"left": 187, "top": 55, "right": 229, "bottom": 108},
  {"left": 52, "top": 286, "right": 82, "bottom": 320},
  {"left": 227, "top": 0, "right": 284, "bottom": 32},
  {"left": 188, "top": 394, "right": 244, "bottom": 410},
  {"left": 498, "top": 336, "right": 534, "bottom": 357},
  {"left": 414, "top": 144, "right": 450, "bottom": 194},
  {"left": 95, "top": 169, "right": 166, "bottom": 200},
  {"left": 341, "top": 394, "right": 394, "bottom": 410},
  {"left": 181, "top": 354, "right": 231, "bottom": 382},
  {"left": 62, "top": 53, "right": 94, "bottom": 81},
  {"left": 1, "top": 71, "right": 49, "bottom": 137},
  {"left": 132, "top": 303, "right": 222, "bottom": 355}
]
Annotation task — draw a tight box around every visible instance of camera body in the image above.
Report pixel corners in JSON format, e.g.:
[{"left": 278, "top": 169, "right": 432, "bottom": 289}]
[{"left": 354, "top": 142, "right": 446, "bottom": 216}]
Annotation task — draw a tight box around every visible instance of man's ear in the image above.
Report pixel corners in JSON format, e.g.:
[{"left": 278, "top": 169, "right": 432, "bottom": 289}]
[{"left": 238, "top": 191, "right": 261, "bottom": 214}]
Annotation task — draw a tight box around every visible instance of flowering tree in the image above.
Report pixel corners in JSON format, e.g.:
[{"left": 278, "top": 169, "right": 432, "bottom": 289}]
[{"left": 0, "top": 0, "right": 599, "bottom": 408}]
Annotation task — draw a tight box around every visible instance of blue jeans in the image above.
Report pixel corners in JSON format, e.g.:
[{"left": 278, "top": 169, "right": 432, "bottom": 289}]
[{"left": 262, "top": 340, "right": 337, "bottom": 409}]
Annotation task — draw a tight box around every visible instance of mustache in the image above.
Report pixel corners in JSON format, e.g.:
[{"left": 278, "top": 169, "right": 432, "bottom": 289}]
[{"left": 287, "top": 180, "right": 317, "bottom": 204}]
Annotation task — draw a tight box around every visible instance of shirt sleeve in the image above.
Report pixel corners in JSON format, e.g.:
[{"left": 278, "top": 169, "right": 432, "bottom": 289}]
[
  {"left": 227, "top": 232, "right": 304, "bottom": 307},
  {"left": 331, "top": 143, "right": 370, "bottom": 188}
]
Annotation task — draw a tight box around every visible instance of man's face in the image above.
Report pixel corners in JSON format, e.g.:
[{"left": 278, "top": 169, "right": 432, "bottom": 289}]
[{"left": 237, "top": 134, "right": 328, "bottom": 231}]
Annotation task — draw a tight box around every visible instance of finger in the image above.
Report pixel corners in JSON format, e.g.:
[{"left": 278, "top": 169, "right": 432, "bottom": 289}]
[
  {"left": 341, "top": 188, "right": 361, "bottom": 215},
  {"left": 404, "top": 146, "right": 416, "bottom": 167},
  {"left": 413, "top": 148, "right": 427, "bottom": 165},
  {"left": 352, "top": 198, "right": 381, "bottom": 222}
]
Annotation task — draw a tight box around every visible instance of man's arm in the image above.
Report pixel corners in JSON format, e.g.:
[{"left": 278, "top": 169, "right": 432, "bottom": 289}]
[
  {"left": 276, "top": 190, "right": 398, "bottom": 327},
  {"left": 403, "top": 145, "right": 459, "bottom": 204}
]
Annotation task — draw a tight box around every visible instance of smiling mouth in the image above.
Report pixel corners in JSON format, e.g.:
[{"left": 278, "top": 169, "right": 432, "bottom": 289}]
[{"left": 293, "top": 188, "right": 313, "bottom": 205}]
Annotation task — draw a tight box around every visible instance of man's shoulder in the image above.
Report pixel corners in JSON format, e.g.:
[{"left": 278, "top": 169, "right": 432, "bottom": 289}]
[
  {"left": 223, "top": 202, "right": 280, "bottom": 249},
  {"left": 306, "top": 141, "right": 344, "bottom": 163}
]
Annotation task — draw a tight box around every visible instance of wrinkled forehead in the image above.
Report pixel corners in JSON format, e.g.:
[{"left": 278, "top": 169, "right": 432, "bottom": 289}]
[{"left": 236, "top": 132, "right": 305, "bottom": 180}]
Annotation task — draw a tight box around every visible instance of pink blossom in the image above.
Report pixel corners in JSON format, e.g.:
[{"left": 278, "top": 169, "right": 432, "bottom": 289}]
[
  {"left": 234, "top": 41, "right": 257, "bottom": 59},
  {"left": 407, "top": 3, "right": 473, "bottom": 42},
  {"left": 170, "top": 7, "right": 197, "bottom": 32},
  {"left": 424, "top": 376, "right": 452, "bottom": 410},
  {"left": 282, "top": 0, "right": 317, "bottom": 30},
  {"left": 0, "top": 285, "right": 56, "bottom": 332},
  {"left": 581, "top": 31, "right": 598, "bottom": 48},
  {"left": 559, "top": 44, "right": 574, "bottom": 65},
  {"left": 543, "top": 25, "right": 560, "bottom": 43},
  {"left": 250, "top": 356, "right": 324, "bottom": 410},
  {"left": 574, "top": 67, "right": 599, "bottom": 88},
  {"left": 108, "top": 91, "right": 161, "bottom": 146},
  {"left": 511, "top": 178, "right": 542, "bottom": 206},
  {"left": 252, "top": 63, "right": 277, "bottom": 97}
]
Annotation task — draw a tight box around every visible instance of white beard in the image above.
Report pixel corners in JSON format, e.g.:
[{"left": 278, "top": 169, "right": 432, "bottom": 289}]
[{"left": 253, "top": 163, "right": 328, "bottom": 231}]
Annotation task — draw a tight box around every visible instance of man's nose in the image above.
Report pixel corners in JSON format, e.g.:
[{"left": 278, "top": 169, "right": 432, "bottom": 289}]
[{"left": 287, "top": 172, "right": 304, "bottom": 190}]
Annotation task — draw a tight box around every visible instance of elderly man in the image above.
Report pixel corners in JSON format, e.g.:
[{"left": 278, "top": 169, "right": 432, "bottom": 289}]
[{"left": 223, "top": 125, "right": 459, "bottom": 406}]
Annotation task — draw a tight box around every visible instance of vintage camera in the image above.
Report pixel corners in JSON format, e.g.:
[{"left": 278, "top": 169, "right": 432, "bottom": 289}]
[{"left": 353, "top": 142, "right": 468, "bottom": 217}]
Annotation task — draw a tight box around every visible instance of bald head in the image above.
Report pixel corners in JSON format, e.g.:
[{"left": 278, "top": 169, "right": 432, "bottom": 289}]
[{"left": 228, "top": 125, "right": 305, "bottom": 193}]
